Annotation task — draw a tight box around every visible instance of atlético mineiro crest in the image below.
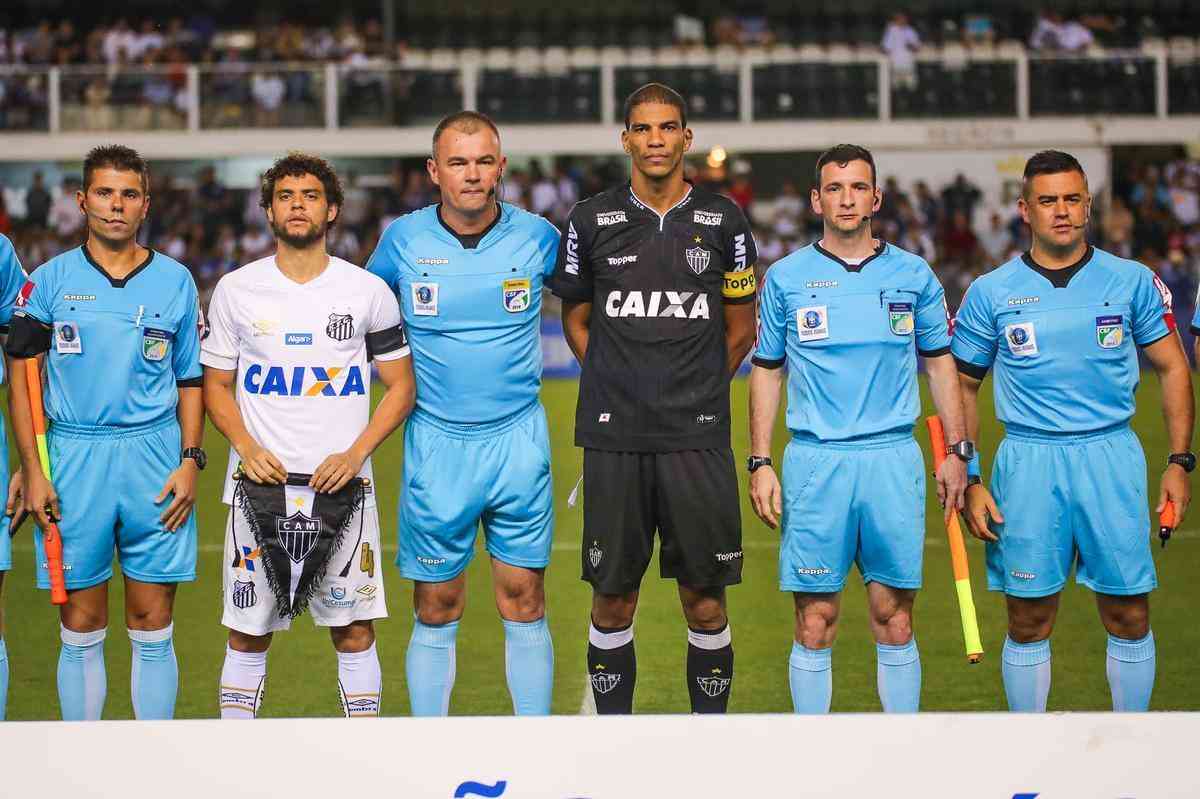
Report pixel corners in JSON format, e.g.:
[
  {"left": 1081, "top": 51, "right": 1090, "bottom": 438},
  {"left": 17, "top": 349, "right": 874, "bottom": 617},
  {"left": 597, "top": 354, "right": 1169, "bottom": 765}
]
[
  {"left": 588, "top": 541, "right": 603, "bottom": 569},
  {"left": 685, "top": 245, "right": 711, "bottom": 275},
  {"left": 590, "top": 672, "right": 621, "bottom": 694},
  {"left": 697, "top": 675, "right": 731, "bottom": 698},
  {"left": 277, "top": 512, "right": 321, "bottom": 563},
  {"left": 326, "top": 312, "right": 354, "bottom": 342}
]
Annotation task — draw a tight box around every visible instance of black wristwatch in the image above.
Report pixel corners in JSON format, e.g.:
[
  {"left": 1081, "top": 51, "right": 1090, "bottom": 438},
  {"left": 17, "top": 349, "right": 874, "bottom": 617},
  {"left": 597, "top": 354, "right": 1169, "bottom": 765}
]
[
  {"left": 182, "top": 447, "right": 207, "bottom": 471},
  {"left": 947, "top": 440, "right": 976, "bottom": 462},
  {"left": 1168, "top": 452, "right": 1196, "bottom": 473},
  {"left": 747, "top": 455, "right": 773, "bottom": 473}
]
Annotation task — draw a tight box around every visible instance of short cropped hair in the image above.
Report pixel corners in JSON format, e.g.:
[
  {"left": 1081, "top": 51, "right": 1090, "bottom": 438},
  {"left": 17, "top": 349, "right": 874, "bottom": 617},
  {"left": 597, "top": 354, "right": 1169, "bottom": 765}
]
[
  {"left": 83, "top": 144, "right": 149, "bottom": 193},
  {"left": 259, "top": 152, "right": 344, "bottom": 218},
  {"left": 1022, "top": 150, "right": 1086, "bottom": 194},
  {"left": 814, "top": 144, "right": 876, "bottom": 189},
  {"left": 431, "top": 110, "right": 501, "bottom": 158},
  {"left": 623, "top": 83, "right": 688, "bottom": 129}
]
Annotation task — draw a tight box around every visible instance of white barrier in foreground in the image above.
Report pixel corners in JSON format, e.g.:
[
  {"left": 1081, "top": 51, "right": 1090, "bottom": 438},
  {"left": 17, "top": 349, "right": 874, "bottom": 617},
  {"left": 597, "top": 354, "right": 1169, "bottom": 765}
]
[{"left": 1, "top": 712, "right": 1196, "bottom": 798}]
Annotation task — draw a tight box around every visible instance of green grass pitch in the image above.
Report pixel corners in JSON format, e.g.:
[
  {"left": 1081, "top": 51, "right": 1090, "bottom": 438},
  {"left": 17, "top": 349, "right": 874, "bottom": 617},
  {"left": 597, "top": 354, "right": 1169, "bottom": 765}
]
[{"left": 2, "top": 375, "right": 1197, "bottom": 719}]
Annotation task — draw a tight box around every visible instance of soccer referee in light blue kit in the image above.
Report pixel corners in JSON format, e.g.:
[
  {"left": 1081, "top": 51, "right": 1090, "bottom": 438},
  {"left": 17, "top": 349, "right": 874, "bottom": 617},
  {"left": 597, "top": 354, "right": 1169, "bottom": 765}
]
[
  {"left": 955, "top": 150, "right": 1193, "bottom": 712},
  {"left": 749, "top": 145, "right": 970, "bottom": 714},
  {"left": 367, "top": 111, "right": 560, "bottom": 716},
  {"left": 6, "top": 145, "right": 205, "bottom": 721}
]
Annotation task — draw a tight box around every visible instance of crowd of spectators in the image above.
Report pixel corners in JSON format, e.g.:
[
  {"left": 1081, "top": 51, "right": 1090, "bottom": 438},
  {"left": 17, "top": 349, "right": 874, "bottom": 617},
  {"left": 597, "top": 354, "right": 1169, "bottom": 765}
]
[{"left": 1, "top": 155, "right": 1196, "bottom": 329}]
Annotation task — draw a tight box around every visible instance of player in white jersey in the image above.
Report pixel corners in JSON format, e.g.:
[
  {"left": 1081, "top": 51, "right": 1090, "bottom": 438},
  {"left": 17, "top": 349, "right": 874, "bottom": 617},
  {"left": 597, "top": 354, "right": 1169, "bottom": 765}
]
[{"left": 202, "top": 154, "right": 415, "bottom": 718}]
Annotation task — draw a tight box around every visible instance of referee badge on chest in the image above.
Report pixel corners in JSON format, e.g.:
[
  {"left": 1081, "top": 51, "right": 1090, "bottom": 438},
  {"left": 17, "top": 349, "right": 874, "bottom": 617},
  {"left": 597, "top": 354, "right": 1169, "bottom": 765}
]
[
  {"left": 502, "top": 277, "right": 531, "bottom": 313},
  {"left": 1095, "top": 315, "right": 1124, "bottom": 348},
  {"left": 1004, "top": 321, "right": 1038, "bottom": 357},
  {"left": 141, "top": 327, "right": 171, "bottom": 361},
  {"left": 54, "top": 321, "right": 82, "bottom": 354},
  {"left": 796, "top": 305, "right": 829, "bottom": 342},
  {"left": 412, "top": 282, "right": 439, "bottom": 316},
  {"left": 888, "top": 302, "right": 915, "bottom": 335}
]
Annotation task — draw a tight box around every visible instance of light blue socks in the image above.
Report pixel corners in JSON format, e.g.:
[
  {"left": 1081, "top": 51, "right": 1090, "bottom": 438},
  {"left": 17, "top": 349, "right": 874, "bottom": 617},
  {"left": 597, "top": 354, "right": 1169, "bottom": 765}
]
[
  {"left": 503, "top": 617, "right": 554, "bottom": 715},
  {"left": 0, "top": 637, "right": 8, "bottom": 720},
  {"left": 876, "top": 639, "right": 921, "bottom": 712},
  {"left": 407, "top": 618, "right": 459, "bottom": 716},
  {"left": 1106, "top": 631, "right": 1155, "bottom": 712},
  {"left": 1002, "top": 636, "right": 1052, "bottom": 712},
  {"left": 788, "top": 642, "right": 832, "bottom": 714},
  {"left": 58, "top": 626, "right": 107, "bottom": 721},
  {"left": 129, "top": 624, "right": 178, "bottom": 720}
]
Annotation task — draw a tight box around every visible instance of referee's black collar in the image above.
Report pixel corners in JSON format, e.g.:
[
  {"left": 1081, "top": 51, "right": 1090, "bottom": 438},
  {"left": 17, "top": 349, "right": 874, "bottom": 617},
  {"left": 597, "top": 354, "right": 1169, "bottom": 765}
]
[
  {"left": 813, "top": 239, "right": 887, "bottom": 273},
  {"left": 81, "top": 243, "right": 156, "bottom": 288},
  {"left": 436, "top": 202, "right": 503, "bottom": 250},
  {"left": 1021, "top": 245, "right": 1094, "bottom": 289}
]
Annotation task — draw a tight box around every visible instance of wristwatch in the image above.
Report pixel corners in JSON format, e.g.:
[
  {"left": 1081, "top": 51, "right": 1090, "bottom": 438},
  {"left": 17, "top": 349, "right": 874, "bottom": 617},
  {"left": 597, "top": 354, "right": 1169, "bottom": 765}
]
[
  {"left": 1167, "top": 452, "right": 1196, "bottom": 473},
  {"left": 746, "top": 455, "right": 773, "bottom": 473},
  {"left": 182, "top": 447, "right": 207, "bottom": 471},
  {"left": 947, "top": 440, "right": 976, "bottom": 462}
]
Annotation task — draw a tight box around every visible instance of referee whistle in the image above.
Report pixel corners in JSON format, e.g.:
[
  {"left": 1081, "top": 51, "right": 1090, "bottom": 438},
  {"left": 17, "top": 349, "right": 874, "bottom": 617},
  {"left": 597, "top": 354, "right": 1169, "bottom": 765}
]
[{"left": 1159, "top": 502, "right": 1176, "bottom": 549}]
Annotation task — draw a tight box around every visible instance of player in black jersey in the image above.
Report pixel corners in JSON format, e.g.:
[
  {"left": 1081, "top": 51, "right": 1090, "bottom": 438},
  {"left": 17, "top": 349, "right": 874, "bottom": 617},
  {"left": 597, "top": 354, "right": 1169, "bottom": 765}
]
[{"left": 551, "top": 83, "right": 758, "bottom": 714}]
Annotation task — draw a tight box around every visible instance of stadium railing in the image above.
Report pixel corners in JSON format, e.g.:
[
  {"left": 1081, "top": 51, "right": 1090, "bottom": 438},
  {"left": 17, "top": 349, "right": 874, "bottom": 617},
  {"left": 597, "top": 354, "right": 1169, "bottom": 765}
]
[{"left": 2, "top": 42, "right": 1199, "bottom": 136}]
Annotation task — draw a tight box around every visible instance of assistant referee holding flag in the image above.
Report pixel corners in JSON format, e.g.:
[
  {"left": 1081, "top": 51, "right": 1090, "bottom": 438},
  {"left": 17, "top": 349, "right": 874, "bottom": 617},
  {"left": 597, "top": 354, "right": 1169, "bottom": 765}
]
[{"left": 552, "top": 83, "right": 758, "bottom": 714}]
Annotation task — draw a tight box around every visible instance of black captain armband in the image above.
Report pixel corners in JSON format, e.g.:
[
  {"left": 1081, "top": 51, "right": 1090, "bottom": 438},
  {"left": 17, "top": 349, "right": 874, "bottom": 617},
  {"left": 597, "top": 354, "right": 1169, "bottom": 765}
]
[
  {"left": 5, "top": 312, "right": 52, "bottom": 358},
  {"left": 365, "top": 324, "right": 408, "bottom": 359},
  {"left": 954, "top": 356, "right": 989, "bottom": 380}
]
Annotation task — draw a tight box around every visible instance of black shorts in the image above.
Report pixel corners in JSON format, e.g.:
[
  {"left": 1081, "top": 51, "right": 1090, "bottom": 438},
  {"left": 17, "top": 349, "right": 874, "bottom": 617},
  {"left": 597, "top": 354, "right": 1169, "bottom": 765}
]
[{"left": 581, "top": 448, "right": 743, "bottom": 593}]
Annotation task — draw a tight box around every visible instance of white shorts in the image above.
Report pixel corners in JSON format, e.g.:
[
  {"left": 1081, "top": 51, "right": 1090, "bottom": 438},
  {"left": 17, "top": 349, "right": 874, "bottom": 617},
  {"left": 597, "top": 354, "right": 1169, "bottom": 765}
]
[{"left": 221, "top": 503, "right": 388, "bottom": 636}]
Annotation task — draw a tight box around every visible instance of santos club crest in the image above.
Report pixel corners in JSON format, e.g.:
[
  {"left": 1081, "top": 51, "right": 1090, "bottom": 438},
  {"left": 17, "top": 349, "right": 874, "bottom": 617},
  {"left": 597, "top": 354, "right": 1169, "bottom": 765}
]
[
  {"left": 685, "top": 246, "right": 711, "bottom": 275},
  {"left": 326, "top": 312, "right": 354, "bottom": 342}
]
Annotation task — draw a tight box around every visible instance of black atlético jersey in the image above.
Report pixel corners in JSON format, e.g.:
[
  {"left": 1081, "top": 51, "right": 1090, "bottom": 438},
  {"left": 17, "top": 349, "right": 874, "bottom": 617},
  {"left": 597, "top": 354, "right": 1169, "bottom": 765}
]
[{"left": 552, "top": 182, "right": 758, "bottom": 452}]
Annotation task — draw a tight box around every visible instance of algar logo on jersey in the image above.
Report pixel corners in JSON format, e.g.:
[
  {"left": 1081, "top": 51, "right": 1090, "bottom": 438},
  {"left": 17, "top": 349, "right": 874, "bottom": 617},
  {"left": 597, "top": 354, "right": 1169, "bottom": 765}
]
[
  {"left": 604, "top": 290, "right": 710, "bottom": 319},
  {"left": 243, "top": 364, "right": 366, "bottom": 397}
]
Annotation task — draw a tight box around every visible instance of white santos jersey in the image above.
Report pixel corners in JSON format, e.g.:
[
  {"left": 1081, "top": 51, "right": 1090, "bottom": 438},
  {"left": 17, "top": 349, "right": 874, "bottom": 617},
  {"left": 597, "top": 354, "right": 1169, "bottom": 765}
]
[{"left": 201, "top": 255, "right": 409, "bottom": 505}]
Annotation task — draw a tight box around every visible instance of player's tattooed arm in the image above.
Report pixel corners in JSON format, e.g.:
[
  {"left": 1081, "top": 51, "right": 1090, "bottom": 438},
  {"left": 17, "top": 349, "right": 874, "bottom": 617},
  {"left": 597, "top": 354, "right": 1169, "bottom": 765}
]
[
  {"left": 748, "top": 364, "right": 784, "bottom": 529},
  {"left": 1143, "top": 333, "right": 1194, "bottom": 524},
  {"left": 157, "top": 386, "right": 203, "bottom": 531},
  {"left": 310, "top": 355, "right": 415, "bottom": 494},
  {"left": 203, "top": 365, "right": 286, "bottom": 484},
  {"left": 958, "top": 372, "right": 1001, "bottom": 543}
]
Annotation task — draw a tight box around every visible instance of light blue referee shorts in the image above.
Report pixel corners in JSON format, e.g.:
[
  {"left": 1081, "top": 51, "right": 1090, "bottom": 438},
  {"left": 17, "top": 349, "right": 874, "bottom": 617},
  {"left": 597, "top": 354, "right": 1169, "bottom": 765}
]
[
  {"left": 779, "top": 430, "right": 926, "bottom": 593},
  {"left": 0, "top": 420, "right": 10, "bottom": 572},
  {"left": 986, "top": 422, "right": 1155, "bottom": 598},
  {"left": 397, "top": 401, "right": 553, "bottom": 582},
  {"left": 34, "top": 417, "right": 197, "bottom": 590}
]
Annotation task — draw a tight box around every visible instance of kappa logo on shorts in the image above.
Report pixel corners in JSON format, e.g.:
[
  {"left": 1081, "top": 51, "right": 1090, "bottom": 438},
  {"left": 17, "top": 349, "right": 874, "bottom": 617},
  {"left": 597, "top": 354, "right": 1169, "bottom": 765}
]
[
  {"left": 232, "top": 579, "right": 257, "bottom": 609},
  {"left": 588, "top": 541, "right": 603, "bottom": 569},
  {"left": 796, "top": 567, "right": 832, "bottom": 576},
  {"left": 590, "top": 671, "right": 621, "bottom": 694},
  {"left": 417, "top": 555, "right": 447, "bottom": 567},
  {"left": 1011, "top": 570, "right": 1037, "bottom": 581}
]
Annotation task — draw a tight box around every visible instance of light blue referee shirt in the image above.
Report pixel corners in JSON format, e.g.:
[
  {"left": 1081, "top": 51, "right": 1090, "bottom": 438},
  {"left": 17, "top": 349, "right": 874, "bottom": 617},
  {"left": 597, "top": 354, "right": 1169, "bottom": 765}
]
[
  {"left": 952, "top": 246, "right": 1173, "bottom": 434},
  {"left": 753, "top": 241, "right": 952, "bottom": 441},
  {"left": 367, "top": 202, "right": 561, "bottom": 425}
]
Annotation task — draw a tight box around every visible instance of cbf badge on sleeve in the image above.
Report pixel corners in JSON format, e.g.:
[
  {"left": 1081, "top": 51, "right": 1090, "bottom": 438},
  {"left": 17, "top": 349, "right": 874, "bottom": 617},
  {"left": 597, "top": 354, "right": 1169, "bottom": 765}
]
[
  {"left": 888, "top": 302, "right": 915, "bottom": 335},
  {"left": 502, "top": 278, "right": 531, "bottom": 313},
  {"left": 1096, "top": 315, "right": 1124, "bottom": 348},
  {"left": 54, "top": 321, "right": 82, "bottom": 354},
  {"left": 141, "top": 327, "right": 171, "bottom": 361}
]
